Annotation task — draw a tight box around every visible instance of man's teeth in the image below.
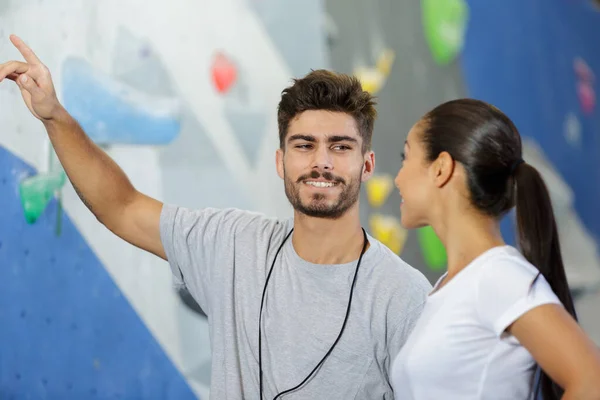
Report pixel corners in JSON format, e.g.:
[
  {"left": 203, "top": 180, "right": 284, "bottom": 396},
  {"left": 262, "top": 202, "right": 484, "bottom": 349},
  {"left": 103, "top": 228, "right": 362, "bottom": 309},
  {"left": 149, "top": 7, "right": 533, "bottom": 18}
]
[{"left": 305, "top": 181, "right": 335, "bottom": 188}]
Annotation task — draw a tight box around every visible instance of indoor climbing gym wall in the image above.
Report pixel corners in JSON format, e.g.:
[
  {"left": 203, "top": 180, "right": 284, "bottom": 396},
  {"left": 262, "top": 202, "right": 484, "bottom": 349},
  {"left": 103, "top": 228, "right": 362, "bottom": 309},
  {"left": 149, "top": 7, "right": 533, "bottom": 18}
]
[
  {"left": 325, "top": 0, "right": 600, "bottom": 342},
  {"left": 0, "top": 0, "right": 328, "bottom": 398},
  {"left": 2, "top": 0, "right": 600, "bottom": 398}
]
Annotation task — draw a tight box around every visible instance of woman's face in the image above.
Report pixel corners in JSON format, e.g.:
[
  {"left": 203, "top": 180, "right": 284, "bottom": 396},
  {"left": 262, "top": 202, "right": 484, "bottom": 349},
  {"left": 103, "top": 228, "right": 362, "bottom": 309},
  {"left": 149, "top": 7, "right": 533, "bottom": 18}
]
[{"left": 394, "top": 123, "right": 436, "bottom": 228}]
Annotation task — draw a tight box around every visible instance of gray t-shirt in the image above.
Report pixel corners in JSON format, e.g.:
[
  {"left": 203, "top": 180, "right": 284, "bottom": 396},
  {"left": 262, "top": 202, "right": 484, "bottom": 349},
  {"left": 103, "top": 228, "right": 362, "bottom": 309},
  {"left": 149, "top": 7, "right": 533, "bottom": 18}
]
[{"left": 160, "top": 204, "right": 432, "bottom": 399}]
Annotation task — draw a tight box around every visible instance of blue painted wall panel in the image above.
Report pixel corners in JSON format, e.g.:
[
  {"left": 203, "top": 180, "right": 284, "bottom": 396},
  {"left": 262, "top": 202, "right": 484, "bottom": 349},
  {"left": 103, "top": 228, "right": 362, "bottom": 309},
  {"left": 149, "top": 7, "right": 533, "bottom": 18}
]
[
  {"left": 460, "top": 0, "right": 600, "bottom": 245},
  {"left": 0, "top": 145, "right": 196, "bottom": 400}
]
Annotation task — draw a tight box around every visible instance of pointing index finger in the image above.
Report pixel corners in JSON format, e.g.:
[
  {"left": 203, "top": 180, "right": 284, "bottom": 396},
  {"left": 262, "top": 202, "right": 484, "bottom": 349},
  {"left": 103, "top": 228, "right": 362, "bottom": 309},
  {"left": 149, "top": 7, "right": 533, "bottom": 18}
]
[{"left": 9, "top": 34, "right": 42, "bottom": 65}]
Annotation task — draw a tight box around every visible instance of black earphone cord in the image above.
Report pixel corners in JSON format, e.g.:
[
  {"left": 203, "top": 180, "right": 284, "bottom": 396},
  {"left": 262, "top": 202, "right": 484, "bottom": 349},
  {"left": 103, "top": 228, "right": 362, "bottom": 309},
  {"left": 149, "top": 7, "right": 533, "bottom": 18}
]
[{"left": 258, "top": 228, "right": 368, "bottom": 400}]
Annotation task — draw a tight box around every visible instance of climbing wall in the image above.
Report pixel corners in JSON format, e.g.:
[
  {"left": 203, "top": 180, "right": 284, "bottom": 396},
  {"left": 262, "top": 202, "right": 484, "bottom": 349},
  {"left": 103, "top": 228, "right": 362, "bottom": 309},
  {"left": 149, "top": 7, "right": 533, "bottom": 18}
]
[
  {"left": 461, "top": 0, "right": 600, "bottom": 340},
  {"left": 0, "top": 0, "right": 329, "bottom": 398},
  {"left": 460, "top": 0, "right": 600, "bottom": 250},
  {"left": 0, "top": 146, "right": 196, "bottom": 399},
  {"left": 325, "top": 0, "right": 468, "bottom": 283}
]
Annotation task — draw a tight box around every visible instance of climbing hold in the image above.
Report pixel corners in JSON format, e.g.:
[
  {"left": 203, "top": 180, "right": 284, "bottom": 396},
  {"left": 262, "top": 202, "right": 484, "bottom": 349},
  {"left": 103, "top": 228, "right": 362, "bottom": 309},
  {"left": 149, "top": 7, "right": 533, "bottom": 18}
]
[
  {"left": 365, "top": 174, "right": 394, "bottom": 208},
  {"left": 578, "top": 81, "right": 596, "bottom": 115},
  {"left": 369, "top": 214, "right": 408, "bottom": 255},
  {"left": 422, "top": 0, "right": 469, "bottom": 65},
  {"left": 417, "top": 225, "right": 447, "bottom": 271},
  {"left": 354, "top": 66, "right": 385, "bottom": 94},
  {"left": 61, "top": 57, "right": 182, "bottom": 145},
  {"left": 211, "top": 52, "right": 238, "bottom": 94},
  {"left": 574, "top": 57, "right": 595, "bottom": 83},
  {"left": 19, "top": 171, "right": 67, "bottom": 224},
  {"left": 376, "top": 48, "right": 396, "bottom": 77},
  {"left": 563, "top": 112, "right": 582, "bottom": 148},
  {"left": 354, "top": 48, "right": 396, "bottom": 95}
]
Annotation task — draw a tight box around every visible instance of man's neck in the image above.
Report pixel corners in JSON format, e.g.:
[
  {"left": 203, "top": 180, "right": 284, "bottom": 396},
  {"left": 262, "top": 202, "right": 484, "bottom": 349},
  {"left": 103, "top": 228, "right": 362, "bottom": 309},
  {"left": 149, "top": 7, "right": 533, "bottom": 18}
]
[{"left": 291, "top": 206, "right": 367, "bottom": 265}]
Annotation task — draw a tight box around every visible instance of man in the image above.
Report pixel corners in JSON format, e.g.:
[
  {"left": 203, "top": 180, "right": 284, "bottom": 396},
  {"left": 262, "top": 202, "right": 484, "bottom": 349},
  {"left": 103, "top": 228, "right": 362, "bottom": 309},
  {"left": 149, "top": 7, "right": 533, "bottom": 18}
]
[{"left": 0, "top": 35, "right": 431, "bottom": 399}]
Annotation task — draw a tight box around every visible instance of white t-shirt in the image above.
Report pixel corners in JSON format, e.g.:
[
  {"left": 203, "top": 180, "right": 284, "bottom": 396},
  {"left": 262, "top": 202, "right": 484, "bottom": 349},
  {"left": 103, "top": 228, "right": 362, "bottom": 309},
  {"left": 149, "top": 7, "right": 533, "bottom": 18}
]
[{"left": 391, "top": 245, "right": 563, "bottom": 400}]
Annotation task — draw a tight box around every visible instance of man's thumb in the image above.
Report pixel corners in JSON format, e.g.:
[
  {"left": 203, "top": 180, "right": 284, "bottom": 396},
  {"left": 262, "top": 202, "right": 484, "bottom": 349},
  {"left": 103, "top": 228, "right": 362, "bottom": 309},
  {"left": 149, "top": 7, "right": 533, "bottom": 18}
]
[{"left": 18, "top": 74, "right": 40, "bottom": 95}]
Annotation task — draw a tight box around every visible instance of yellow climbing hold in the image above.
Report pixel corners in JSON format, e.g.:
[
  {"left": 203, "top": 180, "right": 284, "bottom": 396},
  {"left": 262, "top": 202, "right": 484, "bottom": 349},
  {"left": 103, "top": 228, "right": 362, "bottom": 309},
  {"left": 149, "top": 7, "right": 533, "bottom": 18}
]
[
  {"left": 369, "top": 214, "right": 408, "bottom": 255},
  {"left": 354, "top": 66, "right": 385, "bottom": 94},
  {"left": 354, "top": 48, "right": 396, "bottom": 94},
  {"left": 365, "top": 173, "right": 394, "bottom": 208},
  {"left": 376, "top": 48, "right": 396, "bottom": 76}
]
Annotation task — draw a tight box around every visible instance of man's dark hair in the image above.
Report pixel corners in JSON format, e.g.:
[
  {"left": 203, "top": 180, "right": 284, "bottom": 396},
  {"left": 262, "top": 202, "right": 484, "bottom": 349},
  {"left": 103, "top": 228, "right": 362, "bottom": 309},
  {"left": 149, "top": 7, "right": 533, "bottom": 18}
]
[{"left": 277, "top": 69, "right": 377, "bottom": 153}]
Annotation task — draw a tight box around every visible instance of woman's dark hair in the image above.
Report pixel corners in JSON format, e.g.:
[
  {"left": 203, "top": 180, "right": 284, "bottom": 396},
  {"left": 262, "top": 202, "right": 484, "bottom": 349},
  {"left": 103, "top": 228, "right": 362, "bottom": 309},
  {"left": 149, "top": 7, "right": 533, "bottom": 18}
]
[{"left": 421, "top": 98, "right": 577, "bottom": 400}]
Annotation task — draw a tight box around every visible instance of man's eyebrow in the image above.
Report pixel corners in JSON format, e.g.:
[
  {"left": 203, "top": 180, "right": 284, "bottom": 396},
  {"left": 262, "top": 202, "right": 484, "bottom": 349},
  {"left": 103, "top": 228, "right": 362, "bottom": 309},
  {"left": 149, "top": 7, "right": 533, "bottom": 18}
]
[
  {"left": 288, "top": 134, "right": 316, "bottom": 142},
  {"left": 287, "top": 134, "right": 359, "bottom": 144},
  {"left": 328, "top": 135, "right": 358, "bottom": 143}
]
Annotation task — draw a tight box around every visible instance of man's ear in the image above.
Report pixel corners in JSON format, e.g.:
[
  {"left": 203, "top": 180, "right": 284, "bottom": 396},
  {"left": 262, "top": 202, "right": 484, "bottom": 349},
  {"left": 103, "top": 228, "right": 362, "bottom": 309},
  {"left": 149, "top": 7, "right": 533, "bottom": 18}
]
[
  {"left": 361, "top": 151, "right": 375, "bottom": 182},
  {"left": 276, "top": 148, "right": 284, "bottom": 180}
]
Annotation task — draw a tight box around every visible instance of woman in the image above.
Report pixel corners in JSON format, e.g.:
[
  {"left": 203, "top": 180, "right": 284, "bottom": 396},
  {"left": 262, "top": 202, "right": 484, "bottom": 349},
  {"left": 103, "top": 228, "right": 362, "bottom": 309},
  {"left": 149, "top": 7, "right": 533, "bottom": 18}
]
[{"left": 391, "top": 99, "right": 600, "bottom": 399}]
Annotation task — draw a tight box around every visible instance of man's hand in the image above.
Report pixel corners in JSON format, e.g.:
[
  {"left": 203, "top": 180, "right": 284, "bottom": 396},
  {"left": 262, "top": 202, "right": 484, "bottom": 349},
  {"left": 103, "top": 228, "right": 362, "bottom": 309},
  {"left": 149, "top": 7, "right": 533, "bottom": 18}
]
[
  {"left": 0, "top": 34, "right": 63, "bottom": 121},
  {"left": 0, "top": 35, "right": 167, "bottom": 260}
]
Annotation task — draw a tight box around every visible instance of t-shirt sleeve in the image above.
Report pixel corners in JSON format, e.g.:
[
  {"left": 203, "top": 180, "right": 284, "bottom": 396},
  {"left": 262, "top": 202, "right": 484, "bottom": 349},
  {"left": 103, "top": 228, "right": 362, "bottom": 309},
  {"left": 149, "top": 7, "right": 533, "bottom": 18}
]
[
  {"left": 385, "top": 271, "right": 431, "bottom": 379},
  {"left": 387, "top": 302, "right": 426, "bottom": 356},
  {"left": 159, "top": 203, "right": 262, "bottom": 315},
  {"left": 476, "top": 258, "right": 563, "bottom": 336}
]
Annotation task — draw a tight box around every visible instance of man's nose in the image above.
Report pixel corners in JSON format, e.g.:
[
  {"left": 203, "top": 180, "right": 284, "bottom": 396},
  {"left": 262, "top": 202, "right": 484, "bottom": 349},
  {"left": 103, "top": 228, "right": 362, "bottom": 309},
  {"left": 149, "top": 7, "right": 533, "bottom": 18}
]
[{"left": 311, "top": 146, "right": 333, "bottom": 170}]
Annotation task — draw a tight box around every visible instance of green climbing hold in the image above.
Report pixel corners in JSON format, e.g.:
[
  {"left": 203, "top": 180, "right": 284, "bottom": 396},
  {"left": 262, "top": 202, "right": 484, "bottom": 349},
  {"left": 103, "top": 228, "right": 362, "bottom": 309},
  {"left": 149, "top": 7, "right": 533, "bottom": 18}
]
[
  {"left": 19, "top": 170, "right": 67, "bottom": 224},
  {"left": 422, "top": 0, "right": 469, "bottom": 65},
  {"left": 417, "top": 225, "right": 447, "bottom": 271}
]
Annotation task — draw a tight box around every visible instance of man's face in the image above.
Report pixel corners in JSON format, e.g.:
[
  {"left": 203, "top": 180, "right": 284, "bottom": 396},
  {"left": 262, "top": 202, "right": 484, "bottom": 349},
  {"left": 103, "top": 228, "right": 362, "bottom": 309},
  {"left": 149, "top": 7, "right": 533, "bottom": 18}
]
[{"left": 276, "top": 110, "right": 374, "bottom": 219}]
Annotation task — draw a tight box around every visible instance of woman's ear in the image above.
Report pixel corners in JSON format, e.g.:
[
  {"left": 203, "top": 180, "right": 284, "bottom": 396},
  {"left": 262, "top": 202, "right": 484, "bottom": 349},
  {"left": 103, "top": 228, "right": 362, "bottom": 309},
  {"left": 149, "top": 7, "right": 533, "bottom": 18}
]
[{"left": 431, "top": 151, "right": 455, "bottom": 188}]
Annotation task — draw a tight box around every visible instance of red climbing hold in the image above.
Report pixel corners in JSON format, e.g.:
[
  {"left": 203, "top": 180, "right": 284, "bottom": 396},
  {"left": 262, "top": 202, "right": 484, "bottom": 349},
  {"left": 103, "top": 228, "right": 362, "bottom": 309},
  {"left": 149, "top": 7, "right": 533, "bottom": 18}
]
[{"left": 211, "top": 52, "right": 237, "bottom": 94}]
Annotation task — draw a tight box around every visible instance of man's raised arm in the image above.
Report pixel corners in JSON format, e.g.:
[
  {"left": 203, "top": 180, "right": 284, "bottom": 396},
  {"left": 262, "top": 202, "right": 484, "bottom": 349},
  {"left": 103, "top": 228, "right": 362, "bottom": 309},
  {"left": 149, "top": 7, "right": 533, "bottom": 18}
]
[{"left": 0, "top": 35, "right": 166, "bottom": 259}]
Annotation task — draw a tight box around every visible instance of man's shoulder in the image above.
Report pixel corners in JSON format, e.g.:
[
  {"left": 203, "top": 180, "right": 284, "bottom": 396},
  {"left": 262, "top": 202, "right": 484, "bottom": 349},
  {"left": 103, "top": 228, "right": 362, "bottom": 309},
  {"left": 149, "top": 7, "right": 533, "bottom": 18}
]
[
  {"left": 163, "top": 203, "right": 288, "bottom": 225},
  {"left": 362, "top": 237, "right": 431, "bottom": 340},
  {"left": 369, "top": 237, "right": 430, "bottom": 280},
  {"left": 161, "top": 203, "right": 293, "bottom": 239},
  {"left": 365, "top": 236, "right": 433, "bottom": 296}
]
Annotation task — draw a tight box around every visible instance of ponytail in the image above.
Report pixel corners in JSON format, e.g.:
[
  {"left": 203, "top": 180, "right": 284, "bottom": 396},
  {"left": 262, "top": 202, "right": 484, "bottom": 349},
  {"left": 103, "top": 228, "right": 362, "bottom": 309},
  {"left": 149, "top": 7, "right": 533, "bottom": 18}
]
[{"left": 514, "top": 162, "right": 578, "bottom": 400}]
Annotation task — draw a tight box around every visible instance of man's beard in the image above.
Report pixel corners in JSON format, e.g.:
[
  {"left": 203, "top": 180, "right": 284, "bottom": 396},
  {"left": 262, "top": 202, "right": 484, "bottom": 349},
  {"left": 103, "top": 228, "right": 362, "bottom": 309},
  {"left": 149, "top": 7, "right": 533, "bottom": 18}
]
[{"left": 284, "top": 168, "right": 362, "bottom": 219}]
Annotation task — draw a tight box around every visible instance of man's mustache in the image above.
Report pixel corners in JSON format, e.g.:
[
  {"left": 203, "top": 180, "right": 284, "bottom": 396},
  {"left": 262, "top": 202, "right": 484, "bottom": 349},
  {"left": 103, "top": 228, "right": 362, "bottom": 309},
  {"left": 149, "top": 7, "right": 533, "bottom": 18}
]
[{"left": 296, "top": 170, "right": 345, "bottom": 185}]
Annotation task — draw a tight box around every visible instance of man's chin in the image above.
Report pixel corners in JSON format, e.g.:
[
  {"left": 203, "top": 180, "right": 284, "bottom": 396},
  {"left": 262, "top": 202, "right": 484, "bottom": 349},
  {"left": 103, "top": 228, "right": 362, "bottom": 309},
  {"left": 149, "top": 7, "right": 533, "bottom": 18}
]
[
  {"left": 302, "top": 197, "right": 337, "bottom": 209},
  {"left": 297, "top": 209, "right": 343, "bottom": 219},
  {"left": 293, "top": 201, "right": 346, "bottom": 219}
]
